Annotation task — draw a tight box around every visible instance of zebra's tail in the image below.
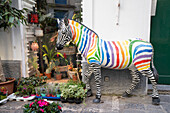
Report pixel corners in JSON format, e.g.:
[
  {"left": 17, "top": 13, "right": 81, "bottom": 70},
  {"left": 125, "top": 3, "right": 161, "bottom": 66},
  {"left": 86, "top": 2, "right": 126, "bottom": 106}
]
[{"left": 151, "top": 47, "right": 159, "bottom": 82}]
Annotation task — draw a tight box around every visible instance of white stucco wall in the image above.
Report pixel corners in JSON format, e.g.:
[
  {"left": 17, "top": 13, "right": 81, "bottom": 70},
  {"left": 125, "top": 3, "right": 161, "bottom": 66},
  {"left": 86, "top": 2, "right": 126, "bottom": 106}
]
[
  {"left": 0, "top": 29, "right": 13, "bottom": 60},
  {"left": 0, "top": 0, "right": 22, "bottom": 61},
  {"left": 82, "top": 0, "right": 152, "bottom": 41}
]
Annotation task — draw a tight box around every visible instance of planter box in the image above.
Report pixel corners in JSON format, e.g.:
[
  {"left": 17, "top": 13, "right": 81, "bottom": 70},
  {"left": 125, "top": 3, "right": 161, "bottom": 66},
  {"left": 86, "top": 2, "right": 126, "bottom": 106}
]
[
  {"left": 36, "top": 96, "right": 60, "bottom": 100},
  {"left": 57, "top": 46, "right": 76, "bottom": 55},
  {"left": 57, "top": 66, "right": 68, "bottom": 72}
]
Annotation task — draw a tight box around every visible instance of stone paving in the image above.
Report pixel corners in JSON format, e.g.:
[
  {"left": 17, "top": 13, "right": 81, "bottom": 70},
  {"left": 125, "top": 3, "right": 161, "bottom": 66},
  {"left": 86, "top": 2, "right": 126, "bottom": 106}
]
[{"left": 0, "top": 94, "right": 170, "bottom": 113}]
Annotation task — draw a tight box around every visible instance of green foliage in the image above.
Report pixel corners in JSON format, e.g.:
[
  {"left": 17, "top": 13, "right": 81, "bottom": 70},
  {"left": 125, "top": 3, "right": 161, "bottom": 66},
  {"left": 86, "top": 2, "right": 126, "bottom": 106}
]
[
  {"left": 28, "top": 56, "right": 40, "bottom": 75},
  {"left": 59, "top": 80, "right": 87, "bottom": 100},
  {"left": 42, "top": 44, "right": 68, "bottom": 74},
  {"left": 23, "top": 99, "right": 62, "bottom": 113},
  {"left": 0, "top": 0, "right": 27, "bottom": 30},
  {"left": 15, "top": 75, "right": 47, "bottom": 96}
]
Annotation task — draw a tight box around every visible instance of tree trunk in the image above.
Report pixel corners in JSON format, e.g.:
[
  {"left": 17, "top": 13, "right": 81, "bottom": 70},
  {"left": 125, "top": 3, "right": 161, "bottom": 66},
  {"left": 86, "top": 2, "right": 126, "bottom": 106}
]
[{"left": 0, "top": 57, "right": 6, "bottom": 82}]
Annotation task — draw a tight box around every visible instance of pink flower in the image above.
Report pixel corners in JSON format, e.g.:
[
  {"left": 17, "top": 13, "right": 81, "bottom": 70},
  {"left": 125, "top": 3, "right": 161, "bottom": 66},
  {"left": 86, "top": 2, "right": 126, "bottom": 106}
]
[
  {"left": 37, "top": 100, "right": 42, "bottom": 104},
  {"left": 39, "top": 104, "right": 44, "bottom": 107},
  {"left": 38, "top": 100, "right": 49, "bottom": 107},
  {"left": 40, "top": 108, "right": 44, "bottom": 112},
  {"left": 29, "top": 102, "right": 34, "bottom": 108}
]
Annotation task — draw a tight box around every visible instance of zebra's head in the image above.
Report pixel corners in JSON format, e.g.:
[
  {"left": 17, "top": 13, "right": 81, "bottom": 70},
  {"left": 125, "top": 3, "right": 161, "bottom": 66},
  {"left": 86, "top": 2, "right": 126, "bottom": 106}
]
[{"left": 56, "top": 17, "right": 72, "bottom": 50}]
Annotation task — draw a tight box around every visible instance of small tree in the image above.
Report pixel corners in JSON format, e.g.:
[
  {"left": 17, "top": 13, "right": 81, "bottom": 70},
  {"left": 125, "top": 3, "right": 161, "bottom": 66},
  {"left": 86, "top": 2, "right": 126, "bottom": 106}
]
[{"left": 0, "top": 0, "right": 27, "bottom": 30}]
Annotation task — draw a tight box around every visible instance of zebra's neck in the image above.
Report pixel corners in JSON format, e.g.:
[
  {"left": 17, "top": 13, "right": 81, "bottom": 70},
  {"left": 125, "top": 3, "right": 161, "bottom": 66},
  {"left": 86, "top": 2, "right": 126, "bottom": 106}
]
[{"left": 69, "top": 20, "right": 98, "bottom": 57}]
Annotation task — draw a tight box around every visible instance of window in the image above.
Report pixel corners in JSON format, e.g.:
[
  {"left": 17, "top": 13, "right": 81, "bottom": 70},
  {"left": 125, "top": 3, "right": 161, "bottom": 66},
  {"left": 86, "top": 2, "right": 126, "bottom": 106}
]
[{"left": 55, "top": 0, "right": 67, "bottom": 4}]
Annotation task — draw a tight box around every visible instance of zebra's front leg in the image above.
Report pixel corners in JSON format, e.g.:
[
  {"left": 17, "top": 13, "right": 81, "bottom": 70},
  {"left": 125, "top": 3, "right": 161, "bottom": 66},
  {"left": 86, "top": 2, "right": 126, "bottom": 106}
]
[
  {"left": 84, "top": 66, "right": 93, "bottom": 97},
  {"left": 123, "top": 69, "right": 140, "bottom": 97},
  {"left": 92, "top": 64, "right": 102, "bottom": 103}
]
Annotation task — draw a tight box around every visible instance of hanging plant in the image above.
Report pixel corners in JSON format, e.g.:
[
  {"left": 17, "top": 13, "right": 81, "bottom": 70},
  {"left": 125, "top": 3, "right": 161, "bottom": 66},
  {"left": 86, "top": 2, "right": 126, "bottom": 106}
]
[{"left": 0, "top": 0, "right": 27, "bottom": 30}]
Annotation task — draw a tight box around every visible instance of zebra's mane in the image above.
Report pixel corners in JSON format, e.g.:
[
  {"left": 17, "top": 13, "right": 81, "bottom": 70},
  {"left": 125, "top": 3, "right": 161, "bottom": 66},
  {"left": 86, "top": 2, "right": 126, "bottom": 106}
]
[{"left": 69, "top": 19, "right": 99, "bottom": 38}]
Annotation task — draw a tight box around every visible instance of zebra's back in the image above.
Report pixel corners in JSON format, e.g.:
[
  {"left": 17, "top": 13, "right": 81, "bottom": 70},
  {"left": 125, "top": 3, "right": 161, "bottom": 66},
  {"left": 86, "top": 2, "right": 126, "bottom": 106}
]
[{"left": 86, "top": 39, "right": 153, "bottom": 71}]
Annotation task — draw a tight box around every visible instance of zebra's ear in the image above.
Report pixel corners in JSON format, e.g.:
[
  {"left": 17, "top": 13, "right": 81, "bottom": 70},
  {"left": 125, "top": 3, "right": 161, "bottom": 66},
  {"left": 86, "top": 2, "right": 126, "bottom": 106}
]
[
  {"left": 64, "top": 17, "right": 69, "bottom": 26},
  {"left": 57, "top": 18, "right": 60, "bottom": 24}
]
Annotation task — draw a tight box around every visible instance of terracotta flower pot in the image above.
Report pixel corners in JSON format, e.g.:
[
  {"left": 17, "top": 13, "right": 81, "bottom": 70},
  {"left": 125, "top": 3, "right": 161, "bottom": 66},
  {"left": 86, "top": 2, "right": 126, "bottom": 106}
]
[
  {"left": 56, "top": 73, "right": 62, "bottom": 80},
  {"left": 44, "top": 72, "right": 51, "bottom": 79},
  {"left": 36, "top": 73, "right": 43, "bottom": 77},
  {"left": 72, "top": 75, "right": 78, "bottom": 81},
  {"left": 0, "top": 78, "right": 15, "bottom": 95}
]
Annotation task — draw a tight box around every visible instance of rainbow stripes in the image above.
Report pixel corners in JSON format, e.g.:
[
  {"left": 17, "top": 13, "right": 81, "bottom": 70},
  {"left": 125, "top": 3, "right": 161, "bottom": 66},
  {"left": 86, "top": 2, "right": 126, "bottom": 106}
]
[{"left": 69, "top": 20, "right": 153, "bottom": 71}]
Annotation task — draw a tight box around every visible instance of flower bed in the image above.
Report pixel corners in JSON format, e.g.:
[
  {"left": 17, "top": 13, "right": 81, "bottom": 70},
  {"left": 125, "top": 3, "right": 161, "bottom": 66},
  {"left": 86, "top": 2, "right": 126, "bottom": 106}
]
[
  {"left": 15, "top": 76, "right": 47, "bottom": 98},
  {"left": 23, "top": 99, "right": 62, "bottom": 113}
]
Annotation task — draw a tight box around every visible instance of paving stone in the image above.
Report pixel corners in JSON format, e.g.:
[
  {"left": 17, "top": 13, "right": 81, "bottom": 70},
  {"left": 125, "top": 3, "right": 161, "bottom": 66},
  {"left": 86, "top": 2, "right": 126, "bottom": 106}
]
[
  {"left": 145, "top": 109, "right": 167, "bottom": 113},
  {"left": 144, "top": 104, "right": 162, "bottom": 110},
  {"left": 13, "top": 110, "right": 23, "bottom": 113},
  {"left": 0, "top": 110, "right": 11, "bottom": 113},
  {"left": 123, "top": 103, "right": 145, "bottom": 110},
  {"left": 0, "top": 95, "right": 169, "bottom": 113},
  {"left": 159, "top": 95, "right": 170, "bottom": 103},
  {"left": 122, "top": 109, "right": 145, "bottom": 113},
  {"left": 160, "top": 102, "right": 170, "bottom": 113}
]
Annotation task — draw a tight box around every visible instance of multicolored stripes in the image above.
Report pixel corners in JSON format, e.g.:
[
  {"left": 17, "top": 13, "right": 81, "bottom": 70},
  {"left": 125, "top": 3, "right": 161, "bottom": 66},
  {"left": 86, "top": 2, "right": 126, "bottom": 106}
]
[{"left": 69, "top": 19, "right": 153, "bottom": 71}]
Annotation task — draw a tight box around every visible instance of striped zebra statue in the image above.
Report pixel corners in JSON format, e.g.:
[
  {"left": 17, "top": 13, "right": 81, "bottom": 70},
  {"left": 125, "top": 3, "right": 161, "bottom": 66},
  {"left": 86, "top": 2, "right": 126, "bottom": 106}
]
[{"left": 56, "top": 17, "right": 160, "bottom": 105}]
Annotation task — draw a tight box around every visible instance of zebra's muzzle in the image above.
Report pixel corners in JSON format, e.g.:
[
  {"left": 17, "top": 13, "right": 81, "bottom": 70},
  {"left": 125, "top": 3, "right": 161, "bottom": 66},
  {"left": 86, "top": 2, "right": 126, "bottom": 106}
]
[{"left": 56, "top": 44, "right": 63, "bottom": 50}]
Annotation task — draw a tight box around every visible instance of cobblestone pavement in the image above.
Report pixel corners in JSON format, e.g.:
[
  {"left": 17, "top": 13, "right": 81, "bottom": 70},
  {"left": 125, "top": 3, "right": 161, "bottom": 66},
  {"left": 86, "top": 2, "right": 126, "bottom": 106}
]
[{"left": 0, "top": 95, "right": 170, "bottom": 113}]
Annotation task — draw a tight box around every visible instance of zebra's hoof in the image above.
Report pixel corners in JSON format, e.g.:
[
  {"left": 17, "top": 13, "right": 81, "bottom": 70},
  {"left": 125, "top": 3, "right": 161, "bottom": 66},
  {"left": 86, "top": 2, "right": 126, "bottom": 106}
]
[
  {"left": 93, "top": 98, "right": 100, "bottom": 103},
  {"left": 86, "top": 89, "right": 93, "bottom": 97},
  {"left": 152, "top": 97, "right": 160, "bottom": 105},
  {"left": 122, "top": 92, "right": 132, "bottom": 97}
]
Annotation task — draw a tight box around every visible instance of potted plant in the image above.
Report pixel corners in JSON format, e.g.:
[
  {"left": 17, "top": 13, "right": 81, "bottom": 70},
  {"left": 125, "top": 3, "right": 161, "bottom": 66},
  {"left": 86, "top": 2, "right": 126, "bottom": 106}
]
[
  {"left": 35, "top": 87, "right": 41, "bottom": 96},
  {"left": 28, "top": 56, "right": 42, "bottom": 77},
  {"left": 67, "top": 85, "right": 77, "bottom": 103},
  {"left": 23, "top": 99, "right": 62, "bottom": 113},
  {"left": 43, "top": 56, "right": 55, "bottom": 79},
  {"left": 0, "top": 58, "right": 15, "bottom": 95},
  {"left": 56, "top": 89, "right": 61, "bottom": 98},
  {"left": 0, "top": 87, "right": 8, "bottom": 100},
  {"left": 74, "top": 87, "right": 87, "bottom": 104},
  {"left": 42, "top": 44, "right": 66, "bottom": 79},
  {"left": 59, "top": 83, "right": 69, "bottom": 103},
  {"left": 40, "top": 87, "right": 47, "bottom": 97}
]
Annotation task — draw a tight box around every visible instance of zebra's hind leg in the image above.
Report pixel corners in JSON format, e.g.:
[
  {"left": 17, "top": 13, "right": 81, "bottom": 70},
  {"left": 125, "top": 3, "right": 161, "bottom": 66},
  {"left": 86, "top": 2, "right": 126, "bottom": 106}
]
[
  {"left": 84, "top": 64, "right": 93, "bottom": 97},
  {"left": 123, "top": 67, "right": 140, "bottom": 97},
  {"left": 91, "top": 63, "right": 102, "bottom": 103},
  {"left": 140, "top": 70, "right": 160, "bottom": 105}
]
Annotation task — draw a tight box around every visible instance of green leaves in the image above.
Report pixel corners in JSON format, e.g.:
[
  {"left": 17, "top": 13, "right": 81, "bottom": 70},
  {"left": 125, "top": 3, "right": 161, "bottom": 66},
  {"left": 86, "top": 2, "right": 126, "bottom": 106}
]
[{"left": 0, "top": 0, "right": 27, "bottom": 30}]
